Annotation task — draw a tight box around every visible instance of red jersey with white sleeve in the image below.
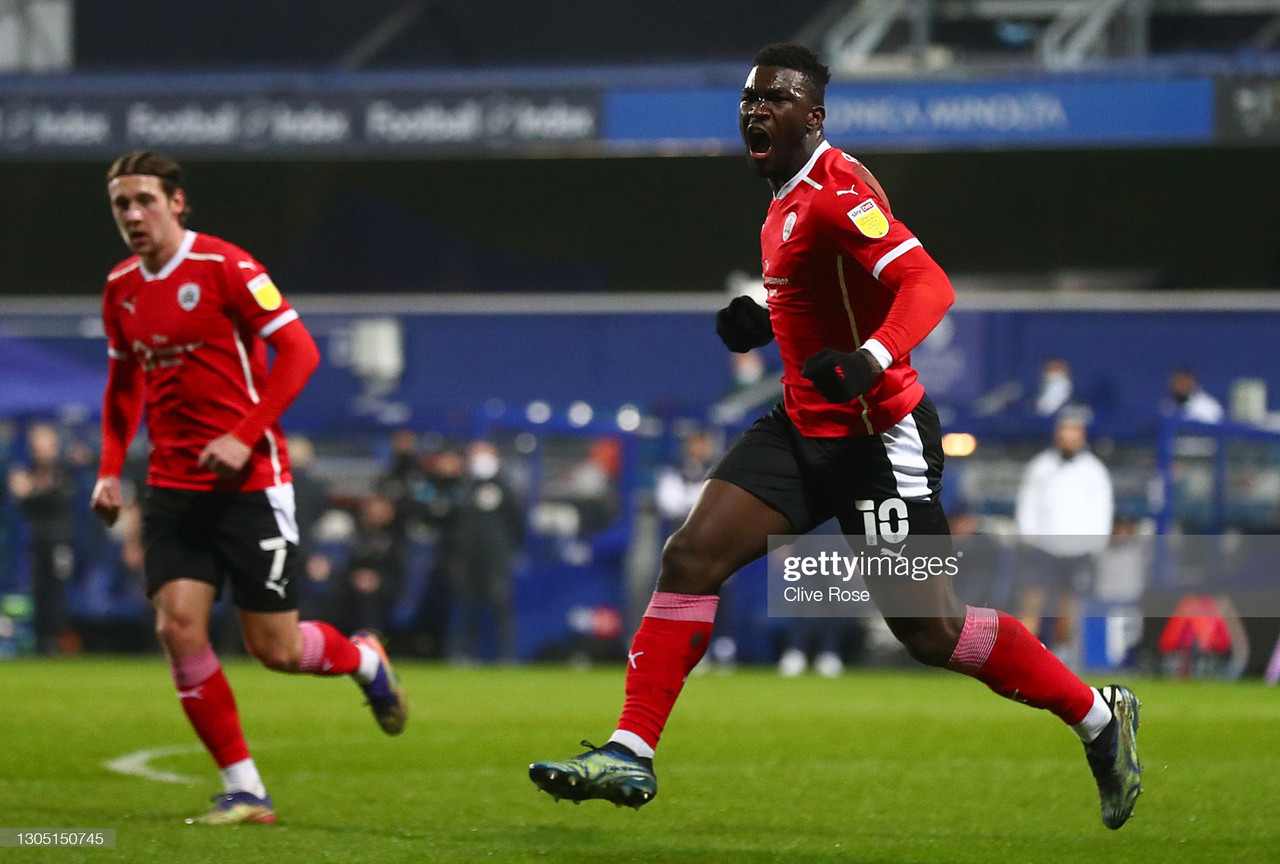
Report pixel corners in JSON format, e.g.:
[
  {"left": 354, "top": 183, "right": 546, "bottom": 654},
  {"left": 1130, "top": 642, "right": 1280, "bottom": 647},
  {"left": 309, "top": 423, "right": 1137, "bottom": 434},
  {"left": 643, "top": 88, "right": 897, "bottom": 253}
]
[
  {"left": 101, "top": 230, "right": 299, "bottom": 491},
  {"left": 761, "top": 141, "right": 954, "bottom": 437}
]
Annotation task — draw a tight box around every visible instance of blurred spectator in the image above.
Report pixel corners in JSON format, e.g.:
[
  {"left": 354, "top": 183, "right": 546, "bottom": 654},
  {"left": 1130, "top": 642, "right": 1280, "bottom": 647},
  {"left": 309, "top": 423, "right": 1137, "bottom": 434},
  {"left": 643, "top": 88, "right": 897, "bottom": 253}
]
[
  {"left": 1094, "top": 517, "right": 1147, "bottom": 606},
  {"left": 391, "top": 445, "right": 466, "bottom": 658},
  {"left": 286, "top": 434, "right": 337, "bottom": 621},
  {"left": 777, "top": 618, "right": 846, "bottom": 678},
  {"left": 286, "top": 434, "right": 331, "bottom": 563},
  {"left": 730, "top": 350, "right": 767, "bottom": 392},
  {"left": 334, "top": 494, "right": 404, "bottom": 635},
  {"left": 287, "top": 436, "right": 329, "bottom": 541},
  {"left": 1164, "top": 368, "right": 1224, "bottom": 424},
  {"left": 1093, "top": 517, "right": 1149, "bottom": 669},
  {"left": 75, "top": 502, "right": 152, "bottom": 652},
  {"left": 1157, "top": 594, "right": 1248, "bottom": 680},
  {"left": 114, "top": 502, "right": 147, "bottom": 587},
  {"left": 656, "top": 429, "right": 737, "bottom": 672},
  {"left": 654, "top": 430, "right": 715, "bottom": 526},
  {"left": 376, "top": 428, "right": 430, "bottom": 537},
  {"left": 376, "top": 432, "right": 470, "bottom": 547},
  {"left": 7, "top": 424, "right": 79, "bottom": 654},
  {"left": 441, "top": 441, "right": 525, "bottom": 664},
  {"left": 563, "top": 437, "right": 622, "bottom": 535},
  {"left": 712, "top": 349, "right": 784, "bottom": 426},
  {"left": 0, "top": 421, "right": 15, "bottom": 594},
  {"left": 419, "top": 446, "right": 466, "bottom": 529},
  {"left": 1033, "top": 358, "right": 1075, "bottom": 417},
  {"left": 774, "top": 523, "right": 858, "bottom": 678},
  {"left": 115, "top": 504, "right": 146, "bottom": 583},
  {"left": 1015, "top": 414, "right": 1114, "bottom": 658},
  {"left": 949, "top": 509, "right": 1005, "bottom": 609}
]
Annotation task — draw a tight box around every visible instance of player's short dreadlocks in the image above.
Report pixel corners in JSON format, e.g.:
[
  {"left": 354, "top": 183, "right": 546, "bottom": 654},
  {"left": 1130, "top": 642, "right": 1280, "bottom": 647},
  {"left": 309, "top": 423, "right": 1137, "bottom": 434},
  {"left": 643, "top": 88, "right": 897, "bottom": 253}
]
[{"left": 753, "top": 43, "right": 830, "bottom": 105}]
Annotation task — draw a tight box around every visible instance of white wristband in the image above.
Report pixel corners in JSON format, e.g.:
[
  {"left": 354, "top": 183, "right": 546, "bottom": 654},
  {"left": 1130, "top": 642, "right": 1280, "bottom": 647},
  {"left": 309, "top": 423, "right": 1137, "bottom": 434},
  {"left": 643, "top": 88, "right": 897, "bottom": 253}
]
[{"left": 861, "top": 338, "right": 893, "bottom": 371}]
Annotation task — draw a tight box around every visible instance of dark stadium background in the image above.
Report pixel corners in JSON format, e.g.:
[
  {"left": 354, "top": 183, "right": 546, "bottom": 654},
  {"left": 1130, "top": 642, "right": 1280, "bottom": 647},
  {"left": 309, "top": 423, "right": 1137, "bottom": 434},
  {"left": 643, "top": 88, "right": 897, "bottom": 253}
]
[
  {"left": 4, "top": 0, "right": 1280, "bottom": 295},
  {"left": 3, "top": 0, "right": 1280, "bottom": 671}
]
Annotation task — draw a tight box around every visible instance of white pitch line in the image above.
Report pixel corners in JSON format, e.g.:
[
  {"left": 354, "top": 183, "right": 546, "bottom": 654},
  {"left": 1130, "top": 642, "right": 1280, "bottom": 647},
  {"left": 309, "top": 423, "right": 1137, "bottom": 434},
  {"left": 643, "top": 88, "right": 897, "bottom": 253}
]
[
  {"left": 105, "top": 734, "right": 371, "bottom": 785},
  {"left": 104, "top": 745, "right": 204, "bottom": 785}
]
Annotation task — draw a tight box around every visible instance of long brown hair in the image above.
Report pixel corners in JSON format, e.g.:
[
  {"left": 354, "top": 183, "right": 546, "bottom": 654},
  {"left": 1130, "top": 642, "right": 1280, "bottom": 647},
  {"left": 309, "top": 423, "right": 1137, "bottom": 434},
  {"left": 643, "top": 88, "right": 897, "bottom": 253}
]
[{"left": 106, "top": 150, "right": 191, "bottom": 226}]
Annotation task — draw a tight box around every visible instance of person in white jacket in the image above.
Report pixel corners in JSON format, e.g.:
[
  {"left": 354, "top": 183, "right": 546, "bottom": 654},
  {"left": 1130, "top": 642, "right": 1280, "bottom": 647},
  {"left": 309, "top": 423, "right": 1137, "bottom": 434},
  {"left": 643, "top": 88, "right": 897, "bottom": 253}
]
[{"left": 1016, "top": 413, "right": 1114, "bottom": 655}]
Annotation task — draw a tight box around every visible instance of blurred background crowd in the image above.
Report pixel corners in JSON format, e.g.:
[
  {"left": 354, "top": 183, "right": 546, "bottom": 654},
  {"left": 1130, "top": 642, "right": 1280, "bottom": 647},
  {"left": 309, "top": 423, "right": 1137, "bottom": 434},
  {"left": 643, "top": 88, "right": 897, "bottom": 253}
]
[{"left": 4, "top": 0, "right": 1280, "bottom": 679}]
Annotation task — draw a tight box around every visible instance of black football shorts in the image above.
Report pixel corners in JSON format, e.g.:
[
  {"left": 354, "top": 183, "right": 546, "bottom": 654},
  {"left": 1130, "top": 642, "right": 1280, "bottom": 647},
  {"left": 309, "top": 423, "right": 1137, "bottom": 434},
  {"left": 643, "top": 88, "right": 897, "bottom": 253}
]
[
  {"left": 710, "top": 395, "right": 951, "bottom": 542},
  {"left": 141, "top": 484, "right": 302, "bottom": 612}
]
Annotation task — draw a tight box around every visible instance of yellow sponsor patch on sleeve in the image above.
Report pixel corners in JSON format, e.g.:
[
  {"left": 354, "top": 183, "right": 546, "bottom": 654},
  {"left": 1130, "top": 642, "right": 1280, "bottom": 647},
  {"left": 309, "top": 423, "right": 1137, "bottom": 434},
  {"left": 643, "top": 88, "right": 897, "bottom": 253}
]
[
  {"left": 246, "top": 272, "right": 283, "bottom": 311},
  {"left": 847, "top": 199, "right": 889, "bottom": 239}
]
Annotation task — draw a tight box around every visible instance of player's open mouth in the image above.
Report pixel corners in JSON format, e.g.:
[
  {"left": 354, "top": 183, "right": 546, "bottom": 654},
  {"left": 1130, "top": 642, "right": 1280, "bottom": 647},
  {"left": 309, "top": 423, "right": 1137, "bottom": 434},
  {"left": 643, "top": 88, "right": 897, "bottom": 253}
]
[{"left": 746, "top": 126, "right": 772, "bottom": 160}]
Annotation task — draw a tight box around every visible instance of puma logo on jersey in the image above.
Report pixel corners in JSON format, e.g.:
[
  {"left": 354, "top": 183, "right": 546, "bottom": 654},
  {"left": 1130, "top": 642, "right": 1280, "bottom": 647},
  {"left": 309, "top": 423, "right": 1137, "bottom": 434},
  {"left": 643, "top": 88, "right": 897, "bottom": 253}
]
[
  {"left": 121, "top": 298, "right": 137, "bottom": 314},
  {"left": 835, "top": 183, "right": 860, "bottom": 196},
  {"left": 237, "top": 260, "right": 257, "bottom": 270}
]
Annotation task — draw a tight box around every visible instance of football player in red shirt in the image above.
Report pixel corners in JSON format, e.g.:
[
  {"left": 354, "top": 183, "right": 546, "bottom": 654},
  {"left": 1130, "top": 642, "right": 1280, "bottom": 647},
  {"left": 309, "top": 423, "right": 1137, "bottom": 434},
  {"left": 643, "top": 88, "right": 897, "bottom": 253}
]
[
  {"left": 531, "top": 44, "right": 1141, "bottom": 830},
  {"left": 90, "top": 151, "right": 408, "bottom": 825}
]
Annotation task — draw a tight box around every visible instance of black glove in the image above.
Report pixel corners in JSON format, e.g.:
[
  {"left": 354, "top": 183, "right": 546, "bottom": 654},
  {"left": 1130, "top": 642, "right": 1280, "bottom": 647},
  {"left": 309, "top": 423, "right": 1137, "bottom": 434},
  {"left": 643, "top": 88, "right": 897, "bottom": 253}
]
[
  {"left": 715, "top": 296, "right": 773, "bottom": 353},
  {"left": 802, "top": 348, "right": 876, "bottom": 404}
]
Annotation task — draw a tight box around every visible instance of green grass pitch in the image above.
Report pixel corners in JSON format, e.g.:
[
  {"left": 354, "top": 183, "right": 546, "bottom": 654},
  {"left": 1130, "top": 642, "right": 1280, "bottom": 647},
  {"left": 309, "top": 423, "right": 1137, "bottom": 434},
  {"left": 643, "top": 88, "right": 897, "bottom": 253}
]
[{"left": 1, "top": 657, "right": 1276, "bottom": 863}]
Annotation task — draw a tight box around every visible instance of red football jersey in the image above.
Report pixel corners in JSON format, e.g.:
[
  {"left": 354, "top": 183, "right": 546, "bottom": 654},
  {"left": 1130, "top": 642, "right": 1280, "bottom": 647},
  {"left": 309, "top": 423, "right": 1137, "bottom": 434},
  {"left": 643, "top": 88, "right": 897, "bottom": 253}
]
[
  {"left": 761, "top": 142, "right": 954, "bottom": 437},
  {"left": 102, "top": 231, "right": 298, "bottom": 491}
]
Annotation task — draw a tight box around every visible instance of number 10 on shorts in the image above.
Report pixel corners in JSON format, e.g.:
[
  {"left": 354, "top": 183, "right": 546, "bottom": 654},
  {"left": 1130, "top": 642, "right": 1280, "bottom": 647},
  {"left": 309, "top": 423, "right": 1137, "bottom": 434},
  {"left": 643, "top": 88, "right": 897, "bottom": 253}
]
[{"left": 855, "top": 498, "right": 909, "bottom": 545}]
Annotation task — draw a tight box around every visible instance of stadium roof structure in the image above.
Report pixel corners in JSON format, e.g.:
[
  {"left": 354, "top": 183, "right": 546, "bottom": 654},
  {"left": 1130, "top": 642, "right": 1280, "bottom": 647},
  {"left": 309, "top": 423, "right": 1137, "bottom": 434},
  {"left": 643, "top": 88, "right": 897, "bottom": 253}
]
[
  {"left": 3, "top": 1, "right": 1280, "bottom": 158},
  {"left": 812, "top": 0, "right": 1280, "bottom": 77},
  {"left": 5, "top": 0, "right": 1280, "bottom": 76}
]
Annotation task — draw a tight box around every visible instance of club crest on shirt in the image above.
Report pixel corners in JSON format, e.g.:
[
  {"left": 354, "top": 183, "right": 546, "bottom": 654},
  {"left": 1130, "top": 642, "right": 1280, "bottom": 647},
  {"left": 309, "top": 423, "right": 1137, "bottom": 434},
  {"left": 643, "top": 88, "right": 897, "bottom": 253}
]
[
  {"left": 847, "top": 199, "right": 889, "bottom": 239},
  {"left": 247, "top": 272, "right": 283, "bottom": 311},
  {"left": 177, "top": 283, "right": 201, "bottom": 311},
  {"left": 782, "top": 211, "right": 797, "bottom": 241}
]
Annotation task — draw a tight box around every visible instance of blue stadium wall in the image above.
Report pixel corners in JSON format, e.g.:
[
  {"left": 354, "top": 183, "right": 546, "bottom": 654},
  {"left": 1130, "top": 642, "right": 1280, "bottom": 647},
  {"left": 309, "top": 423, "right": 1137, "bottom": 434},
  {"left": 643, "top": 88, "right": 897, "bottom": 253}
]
[{"left": 6, "top": 298, "right": 1280, "bottom": 440}]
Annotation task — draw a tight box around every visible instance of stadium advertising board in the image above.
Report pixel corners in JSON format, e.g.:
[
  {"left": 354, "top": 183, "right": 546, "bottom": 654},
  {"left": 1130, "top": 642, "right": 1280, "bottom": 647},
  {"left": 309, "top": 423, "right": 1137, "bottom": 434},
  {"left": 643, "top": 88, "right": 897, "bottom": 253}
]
[
  {"left": 0, "top": 73, "right": 1224, "bottom": 157},
  {"left": 606, "top": 78, "right": 1215, "bottom": 150},
  {"left": 0, "top": 89, "right": 600, "bottom": 157}
]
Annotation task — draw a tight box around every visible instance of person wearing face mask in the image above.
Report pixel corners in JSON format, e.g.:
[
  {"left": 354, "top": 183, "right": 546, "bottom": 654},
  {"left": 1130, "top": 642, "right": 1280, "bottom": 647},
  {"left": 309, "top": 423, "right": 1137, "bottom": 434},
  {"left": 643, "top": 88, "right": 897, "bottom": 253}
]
[
  {"left": 1034, "top": 358, "right": 1075, "bottom": 417},
  {"left": 441, "top": 441, "right": 526, "bottom": 664},
  {"left": 1163, "top": 368, "right": 1224, "bottom": 424}
]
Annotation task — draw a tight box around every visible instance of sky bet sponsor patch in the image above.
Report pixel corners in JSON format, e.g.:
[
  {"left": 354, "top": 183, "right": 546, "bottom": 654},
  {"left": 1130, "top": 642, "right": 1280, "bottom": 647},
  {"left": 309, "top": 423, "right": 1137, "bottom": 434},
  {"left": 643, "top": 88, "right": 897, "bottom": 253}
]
[
  {"left": 247, "top": 272, "right": 283, "bottom": 310},
  {"left": 847, "top": 199, "right": 889, "bottom": 239}
]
